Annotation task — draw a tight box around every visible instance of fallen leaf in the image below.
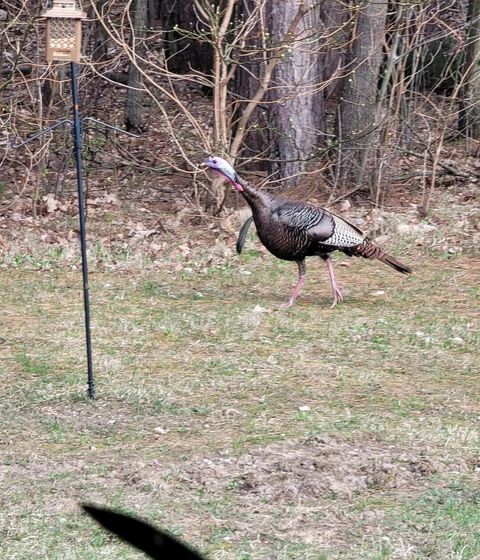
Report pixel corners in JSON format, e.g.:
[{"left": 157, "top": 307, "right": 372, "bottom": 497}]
[{"left": 43, "top": 193, "right": 59, "bottom": 213}]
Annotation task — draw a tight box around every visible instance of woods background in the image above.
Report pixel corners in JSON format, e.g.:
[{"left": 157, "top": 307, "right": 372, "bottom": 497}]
[{"left": 1, "top": 0, "right": 479, "bottom": 220}]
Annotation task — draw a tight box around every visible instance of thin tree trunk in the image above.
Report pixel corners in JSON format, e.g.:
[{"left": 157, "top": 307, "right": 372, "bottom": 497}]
[
  {"left": 231, "top": 0, "right": 271, "bottom": 166},
  {"left": 459, "top": 0, "right": 480, "bottom": 151},
  {"left": 125, "top": 0, "right": 147, "bottom": 131},
  {"left": 92, "top": 0, "right": 109, "bottom": 61},
  {"left": 157, "top": 1, "right": 213, "bottom": 74},
  {"left": 147, "top": 0, "right": 156, "bottom": 29}
]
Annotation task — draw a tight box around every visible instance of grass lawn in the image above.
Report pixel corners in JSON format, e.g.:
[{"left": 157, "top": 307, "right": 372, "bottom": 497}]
[{"left": 0, "top": 246, "right": 479, "bottom": 559}]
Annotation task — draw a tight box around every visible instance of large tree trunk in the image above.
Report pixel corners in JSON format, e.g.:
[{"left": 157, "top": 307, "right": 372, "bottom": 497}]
[
  {"left": 124, "top": 0, "right": 147, "bottom": 131},
  {"left": 232, "top": 0, "right": 329, "bottom": 186},
  {"left": 337, "top": 0, "right": 387, "bottom": 187},
  {"left": 266, "top": 0, "right": 325, "bottom": 186}
]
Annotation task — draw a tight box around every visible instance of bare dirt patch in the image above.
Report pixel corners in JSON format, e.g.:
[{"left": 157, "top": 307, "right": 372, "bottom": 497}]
[
  {"left": 176, "top": 436, "right": 448, "bottom": 501},
  {"left": 106, "top": 434, "right": 475, "bottom": 551}
]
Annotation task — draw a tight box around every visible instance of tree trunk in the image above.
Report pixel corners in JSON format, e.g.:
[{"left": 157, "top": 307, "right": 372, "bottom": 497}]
[
  {"left": 267, "top": 0, "right": 325, "bottom": 186},
  {"left": 124, "top": 0, "right": 147, "bottom": 131},
  {"left": 230, "top": 1, "right": 270, "bottom": 166},
  {"left": 147, "top": 0, "right": 156, "bottom": 29},
  {"left": 337, "top": 0, "right": 387, "bottom": 187},
  {"left": 92, "top": 0, "right": 109, "bottom": 61},
  {"left": 459, "top": 0, "right": 480, "bottom": 152},
  {"left": 157, "top": 1, "right": 213, "bottom": 74},
  {"left": 232, "top": 0, "right": 328, "bottom": 186},
  {"left": 319, "top": 0, "right": 349, "bottom": 101}
]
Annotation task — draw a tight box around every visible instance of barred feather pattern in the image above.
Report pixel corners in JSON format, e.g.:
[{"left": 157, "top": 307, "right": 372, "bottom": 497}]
[
  {"left": 271, "top": 201, "right": 331, "bottom": 231},
  {"left": 352, "top": 240, "right": 412, "bottom": 274},
  {"left": 322, "top": 215, "right": 365, "bottom": 248}
]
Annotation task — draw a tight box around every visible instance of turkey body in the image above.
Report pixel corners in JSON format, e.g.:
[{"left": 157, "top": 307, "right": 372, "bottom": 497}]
[
  {"left": 251, "top": 196, "right": 364, "bottom": 262},
  {"left": 240, "top": 192, "right": 411, "bottom": 307},
  {"left": 204, "top": 155, "right": 411, "bottom": 307}
]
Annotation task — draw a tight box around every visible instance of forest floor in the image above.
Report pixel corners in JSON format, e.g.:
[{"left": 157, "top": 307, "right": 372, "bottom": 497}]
[{"left": 0, "top": 184, "right": 479, "bottom": 559}]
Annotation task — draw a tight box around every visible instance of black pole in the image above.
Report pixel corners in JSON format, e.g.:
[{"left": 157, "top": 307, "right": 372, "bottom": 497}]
[{"left": 70, "top": 61, "right": 95, "bottom": 399}]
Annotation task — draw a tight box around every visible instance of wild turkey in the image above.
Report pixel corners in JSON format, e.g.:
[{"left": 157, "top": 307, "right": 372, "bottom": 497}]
[{"left": 203, "top": 156, "right": 412, "bottom": 307}]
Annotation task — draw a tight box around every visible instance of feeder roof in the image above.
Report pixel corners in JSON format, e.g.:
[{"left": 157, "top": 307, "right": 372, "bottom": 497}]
[{"left": 41, "top": 1, "right": 86, "bottom": 19}]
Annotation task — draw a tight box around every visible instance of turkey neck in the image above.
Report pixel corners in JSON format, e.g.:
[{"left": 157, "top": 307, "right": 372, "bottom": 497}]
[{"left": 235, "top": 178, "right": 272, "bottom": 213}]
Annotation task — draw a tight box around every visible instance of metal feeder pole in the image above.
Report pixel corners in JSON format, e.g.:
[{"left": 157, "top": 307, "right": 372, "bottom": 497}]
[{"left": 70, "top": 61, "right": 95, "bottom": 399}]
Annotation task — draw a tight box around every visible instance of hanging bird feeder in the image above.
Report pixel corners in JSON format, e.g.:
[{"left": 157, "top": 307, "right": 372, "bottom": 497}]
[{"left": 41, "top": 0, "right": 86, "bottom": 62}]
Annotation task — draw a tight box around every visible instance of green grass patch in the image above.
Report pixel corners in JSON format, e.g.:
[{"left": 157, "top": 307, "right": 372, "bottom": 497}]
[{"left": 0, "top": 253, "right": 479, "bottom": 558}]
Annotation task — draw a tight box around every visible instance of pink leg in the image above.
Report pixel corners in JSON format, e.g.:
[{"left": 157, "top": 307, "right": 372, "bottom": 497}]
[
  {"left": 281, "top": 260, "right": 306, "bottom": 308},
  {"left": 325, "top": 257, "right": 343, "bottom": 308}
]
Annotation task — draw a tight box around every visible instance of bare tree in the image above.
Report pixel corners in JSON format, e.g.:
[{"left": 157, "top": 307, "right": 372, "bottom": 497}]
[
  {"left": 232, "top": 0, "right": 348, "bottom": 186},
  {"left": 175, "top": 0, "right": 314, "bottom": 211},
  {"left": 266, "top": 0, "right": 325, "bottom": 185},
  {"left": 337, "top": 0, "right": 387, "bottom": 188}
]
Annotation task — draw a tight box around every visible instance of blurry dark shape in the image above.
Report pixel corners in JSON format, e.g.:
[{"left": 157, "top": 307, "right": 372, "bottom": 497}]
[{"left": 82, "top": 504, "right": 205, "bottom": 559}]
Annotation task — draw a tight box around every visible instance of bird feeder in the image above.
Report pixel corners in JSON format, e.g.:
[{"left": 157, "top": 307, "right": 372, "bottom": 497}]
[{"left": 41, "top": 0, "right": 86, "bottom": 62}]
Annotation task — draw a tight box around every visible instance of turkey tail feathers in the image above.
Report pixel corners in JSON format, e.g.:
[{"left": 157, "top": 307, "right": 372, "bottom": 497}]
[
  {"left": 236, "top": 216, "right": 254, "bottom": 254},
  {"left": 354, "top": 241, "right": 412, "bottom": 274}
]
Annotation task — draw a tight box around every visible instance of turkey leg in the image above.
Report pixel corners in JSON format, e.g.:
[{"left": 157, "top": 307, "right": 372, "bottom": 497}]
[
  {"left": 325, "top": 256, "right": 343, "bottom": 307},
  {"left": 281, "top": 260, "right": 306, "bottom": 307}
]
